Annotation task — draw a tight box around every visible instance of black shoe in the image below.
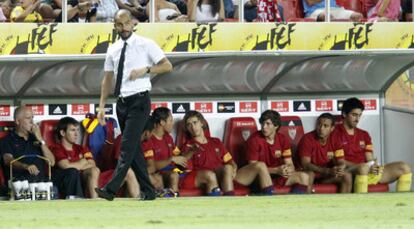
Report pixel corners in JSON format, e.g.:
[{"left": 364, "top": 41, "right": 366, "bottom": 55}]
[
  {"left": 140, "top": 192, "right": 156, "bottom": 201},
  {"left": 95, "top": 187, "right": 115, "bottom": 201}
]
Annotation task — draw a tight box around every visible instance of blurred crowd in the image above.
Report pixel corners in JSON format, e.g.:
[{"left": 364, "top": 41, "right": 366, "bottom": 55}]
[{"left": 0, "top": 0, "right": 413, "bottom": 23}]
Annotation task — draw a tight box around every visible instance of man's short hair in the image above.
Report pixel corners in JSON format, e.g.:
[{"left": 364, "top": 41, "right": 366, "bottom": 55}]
[
  {"left": 13, "top": 106, "right": 26, "bottom": 121},
  {"left": 341, "top": 97, "right": 365, "bottom": 115},
  {"left": 152, "top": 107, "right": 171, "bottom": 125},
  {"left": 259, "top": 110, "right": 281, "bottom": 127},
  {"left": 55, "top": 117, "right": 79, "bottom": 140},
  {"left": 317, "top": 113, "right": 335, "bottom": 126}
]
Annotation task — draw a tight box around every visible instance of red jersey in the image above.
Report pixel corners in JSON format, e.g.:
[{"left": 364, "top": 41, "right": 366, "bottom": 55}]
[
  {"left": 297, "top": 131, "right": 344, "bottom": 168},
  {"left": 51, "top": 143, "right": 93, "bottom": 163},
  {"left": 246, "top": 131, "right": 292, "bottom": 168},
  {"left": 140, "top": 133, "right": 180, "bottom": 161},
  {"left": 331, "top": 124, "right": 373, "bottom": 164},
  {"left": 182, "top": 137, "right": 233, "bottom": 171},
  {"left": 257, "top": 0, "right": 282, "bottom": 22}
]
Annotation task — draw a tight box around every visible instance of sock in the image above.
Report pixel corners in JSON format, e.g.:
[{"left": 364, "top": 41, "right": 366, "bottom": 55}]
[
  {"left": 354, "top": 175, "right": 368, "bottom": 193},
  {"left": 223, "top": 191, "right": 235, "bottom": 196},
  {"left": 262, "top": 186, "right": 274, "bottom": 195},
  {"left": 397, "top": 173, "right": 412, "bottom": 192},
  {"left": 291, "top": 184, "right": 308, "bottom": 194},
  {"left": 207, "top": 187, "right": 221, "bottom": 196}
]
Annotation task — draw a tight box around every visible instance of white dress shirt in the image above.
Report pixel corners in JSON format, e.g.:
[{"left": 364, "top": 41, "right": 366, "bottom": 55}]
[{"left": 104, "top": 33, "right": 165, "bottom": 97}]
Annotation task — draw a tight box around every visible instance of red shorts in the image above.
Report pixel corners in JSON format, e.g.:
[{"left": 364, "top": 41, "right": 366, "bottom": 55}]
[{"left": 179, "top": 171, "right": 198, "bottom": 189}]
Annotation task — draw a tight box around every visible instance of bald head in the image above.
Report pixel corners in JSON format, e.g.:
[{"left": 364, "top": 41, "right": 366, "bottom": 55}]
[{"left": 115, "top": 9, "right": 132, "bottom": 21}]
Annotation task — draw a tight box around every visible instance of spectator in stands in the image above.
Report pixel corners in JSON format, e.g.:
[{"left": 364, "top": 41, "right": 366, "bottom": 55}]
[
  {"left": 187, "top": 0, "right": 225, "bottom": 22},
  {"left": 365, "top": 0, "right": 400, "bottom": 21},
  {"left": 401, "top": 0, "right": 412, "bottom": 21},
  {"left": 117, "top": 0, "right": 147, "bottom": 22},
  {"left": 332, "top": 97, "right": 412, "bottom": 193},
  {"left": 0, "top": 106, "right": 55, "bottom": 183},
  {"left": 302, "top": 0, "right": 363, "bottom": 21},
  {"left": 298, "top": 113, "right": 353, "bottom": 193},
  {"left": 96, "top": 0, "right": 119, "bottom": 22},
  {"left": 153, "top": 0, "right": 188, "bottom": 22},
  {"left": 256, "top": 0, "right": 281, "bottom": 22},
  {"left": 67, "top": 0, "right": 97, "bottom": 22},
  {"left": 10, "top": 0, "right": 43, "bottom": 22},
  {"left": 243, "top": 0, "right": 257, "bottom": 21},
  {"left": 181, "top": 110, "right": 274, "bottom": 196},
  {"left": 246, "top": 110, "right": 311, "bottom": 194},
  {"left": 51, "top": 117, "right": 100, "bottom": 198},
  {"left": 0, "top": 0, "right": 12, "bottom": 22},
  {"left": 141, "top": 107, "right": 186, "bottom": 197},
  {"left": 37, "top": 0, "right": 61, "bottom": 21}
]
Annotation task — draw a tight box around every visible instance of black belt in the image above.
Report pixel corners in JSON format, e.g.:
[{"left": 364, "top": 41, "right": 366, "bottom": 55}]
[{"left": 118, "top": 91, "right": 148, "bottom": 103}]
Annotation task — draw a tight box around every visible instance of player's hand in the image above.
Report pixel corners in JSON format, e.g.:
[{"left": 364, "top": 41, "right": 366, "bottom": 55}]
[
  {"left": 26, "top": 164, "right": 40, "bottom": 175},
  {"left": 370, "top": 164, "right": 380, "bottom": 175},
  {"left": 97, "top": 108, "right": 106, "bottom": 126},
  {"left": 30, "top": 123, "right": 43, "bottom": 142},
  {"left": 129, "top": 68, "right": 147, "bottom": 81},
  {"left": 172, "top": 156, "right": 187, "bottom": 167},
  {"left": 334, "top": 165, "right": 345, "bottom": 177},
  {"left": 280, "top": 165, "right": 292, "bottom": 177}
]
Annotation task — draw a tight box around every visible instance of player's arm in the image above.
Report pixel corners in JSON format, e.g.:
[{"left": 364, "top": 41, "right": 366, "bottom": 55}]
[
  {"left": 301, "top": 156, "right": 332, "bottom": 175},
  {"left": 147, "top": 159, "right": 157, "bottom": 174},
  {"left": 3, "top": 153, "right": 40, "bottom": 175},
  {"left": 57, "top": 158, "right": 88, "bottom": 170},
  {"left": 150, "top": 57, "right": 173, "bottom": 74}
]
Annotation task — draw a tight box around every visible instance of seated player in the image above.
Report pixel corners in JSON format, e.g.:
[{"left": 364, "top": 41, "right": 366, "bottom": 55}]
[
  {"left": 141, "top": 107, "right": 187, "bottom": 197},
  {"left": 246, "top": 110, "right": 311, "bottom": 194},
  {"left": 332, "top": 97, "right": 412, "bottom": 193},
  {"left": 51, "top": 117, "right": 100, "bottom": 198},
  {"left": 180, "top": 110, "right": 273, "bottom": 196},
  {"left": 298, "top": 113, "right": 352, "bottom": 193}
]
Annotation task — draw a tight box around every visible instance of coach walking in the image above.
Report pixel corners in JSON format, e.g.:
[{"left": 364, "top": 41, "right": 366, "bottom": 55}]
[{"left": 95, "top": 9, "right": 173, "bottom": 201}]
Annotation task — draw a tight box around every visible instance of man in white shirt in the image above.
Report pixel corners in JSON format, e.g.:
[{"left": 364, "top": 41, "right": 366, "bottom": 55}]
[{"left": 95, "top": 9, "right": 173, "bottom": 201}]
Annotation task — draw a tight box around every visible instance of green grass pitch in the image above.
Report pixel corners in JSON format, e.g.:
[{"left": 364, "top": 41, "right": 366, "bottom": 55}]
[{"left": 1, "top": 193, "right": 413, "bottom": 228}]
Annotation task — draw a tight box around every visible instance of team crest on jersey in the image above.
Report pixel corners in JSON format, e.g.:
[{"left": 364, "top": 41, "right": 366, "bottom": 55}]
[
  {"left": 168, "top": 143, "right": 172, "bottom": 148},
  {"left": 215, "top": 148, "right": 220, "bottom": 156},
  {"left": 327, "top": 151, "right": 334, "bottom": 159},
  {"left": 359, "top": 141, "right": 366, "bottom": 149},
  {"left": 275, "top": 150, "right": 282, "bottom": 158}
]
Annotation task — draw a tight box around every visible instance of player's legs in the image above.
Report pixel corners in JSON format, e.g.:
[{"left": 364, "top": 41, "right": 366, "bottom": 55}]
[
  {"left": 380, "top": 161, "right": 412, "bottom": 192},
  {"left": 124, "top": 168, "right": 140, "bottom": 198},
  {"left": 82, "top": 166, "right": 100, "bottom": 198},
  {"left": 195, "top": 170, "right": 220, "bottom": 195},
  {"left": 235, "top": 161, "right": 272, "bottom": 189}
]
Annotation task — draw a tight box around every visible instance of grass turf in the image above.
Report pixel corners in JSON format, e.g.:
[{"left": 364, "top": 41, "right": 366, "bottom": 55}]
[{"left": 0, "top": 193, "right": 413, "bottom": 228}]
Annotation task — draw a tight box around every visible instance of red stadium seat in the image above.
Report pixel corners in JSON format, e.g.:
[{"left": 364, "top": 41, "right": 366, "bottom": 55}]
[
  {"left": 313, "top": 184, "right": 338, "bottom": 194},
  {"left": 179, "top": 188, "right": 203, "bottom": 197},
  {"left": 274, "top": 185, "right": 292, "bottom": 194},
  {"left": 39, "top": 119, "right": 59, "bottom": 147},
  {"left": 368, "top": 183, "right": 389, "bottom": 192},
  {"left": 223, "top": 117, "right": 258, "bottom": 167},
  {"left": 176, "top": 119, "right": 210, "bottom": 149},
  {"left": 279, "top": 0, "right": 316, "bottom": 22},
  {"left": 279, "top": 116, "right": 305, "bottom": 156}
]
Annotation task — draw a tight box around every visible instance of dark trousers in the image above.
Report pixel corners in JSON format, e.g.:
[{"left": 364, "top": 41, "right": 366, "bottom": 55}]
[
  {"left": 52, "top": 168, "right": 84, "bottom": 198},
  {"left": 104, "top": 92, "right": 155, "bottom": 197}
]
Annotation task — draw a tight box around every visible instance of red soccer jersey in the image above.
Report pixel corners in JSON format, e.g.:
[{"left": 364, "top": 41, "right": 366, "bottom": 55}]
[
  {"left": 246, "top": 131, "right": 292, "bottom": 168},
  {"left": 182, "top": 137, "right": 233, "bottom": 171},
  {"left": 141, "top": 139, "right": 155, "bottom": 160},
  {"left": 51, "top": 143, "right": 93, "bottom": 163},
  {"left": 297, "top": 130, "right": 344, "bottom": 168},
  {"left": 142, "top": 133, "right": 180, "bottom": 161},
  {"left": 331, "top": 124, "right": 373, "bottom": 164}
]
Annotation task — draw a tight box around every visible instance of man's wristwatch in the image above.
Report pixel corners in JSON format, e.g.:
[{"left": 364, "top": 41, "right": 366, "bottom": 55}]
[{"left": 146, "top": 66, "right": 151, "bottom": 74}]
